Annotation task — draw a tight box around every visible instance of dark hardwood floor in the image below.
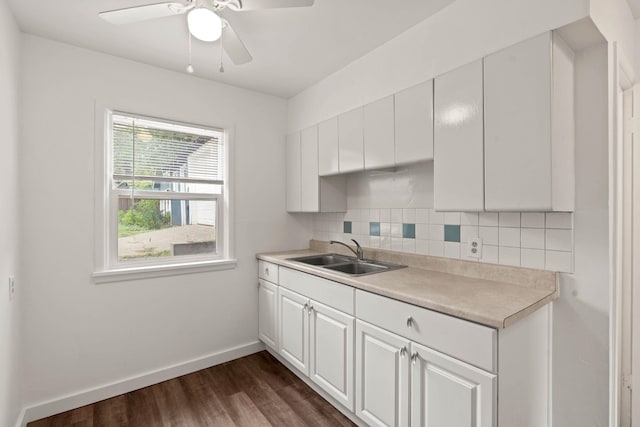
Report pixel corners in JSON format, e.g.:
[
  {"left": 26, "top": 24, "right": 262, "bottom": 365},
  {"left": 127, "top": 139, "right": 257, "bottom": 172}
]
[{"left": 28, "top": 351, "right": 356, "bottom": 427}]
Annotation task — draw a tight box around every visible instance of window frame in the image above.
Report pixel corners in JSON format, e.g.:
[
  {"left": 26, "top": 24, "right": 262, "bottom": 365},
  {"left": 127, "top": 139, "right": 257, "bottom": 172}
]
[{"left": 93, "top": 104, "right": 236, "bottom": 283}]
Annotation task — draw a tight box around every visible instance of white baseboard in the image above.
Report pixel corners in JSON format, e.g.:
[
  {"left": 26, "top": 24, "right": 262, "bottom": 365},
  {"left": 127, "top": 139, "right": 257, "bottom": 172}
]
[
  {"left": 14, "top": 407, "right": 27, "bottom": 427},
  {"left": 19, "top": 341, "right": 265, "bottom": 426}
]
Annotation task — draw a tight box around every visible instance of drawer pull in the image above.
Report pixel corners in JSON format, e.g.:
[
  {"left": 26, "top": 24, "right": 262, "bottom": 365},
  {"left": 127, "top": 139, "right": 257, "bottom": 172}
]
[
  {"left": 303, "top": 302, "right": 309, "bottom": 312},
  {"left": 400, "top": 346, "right": 407, "bottom": 357},
  {"left": 411, "top": 352, "right": 420, "bottom": 365},
  {"left": 265, "top": 267, "right": 270, "bottom": 276},
  {"left": 406, "top": 316, "right": 414, "bottom": 328}
]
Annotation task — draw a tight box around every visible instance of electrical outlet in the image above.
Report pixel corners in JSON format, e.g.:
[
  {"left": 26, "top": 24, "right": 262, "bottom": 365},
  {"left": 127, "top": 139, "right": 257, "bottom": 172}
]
[
  {"left": 8, "top": 276, "right": 15, "bottom": 302},
  {"left": 467, "top": 238, "right": 483, "bottom": 259}
]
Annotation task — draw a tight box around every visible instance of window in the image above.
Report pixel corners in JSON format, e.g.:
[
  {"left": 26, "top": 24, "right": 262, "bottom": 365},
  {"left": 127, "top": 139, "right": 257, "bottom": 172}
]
[{"left": 95, "top": 110, "right": 233, "bottom": 280}]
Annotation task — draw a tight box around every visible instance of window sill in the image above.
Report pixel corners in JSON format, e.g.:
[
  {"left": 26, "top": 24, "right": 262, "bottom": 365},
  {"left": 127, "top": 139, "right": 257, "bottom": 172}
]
[{"left": 93, "top": 259, "right": 237, "bottom": 284}]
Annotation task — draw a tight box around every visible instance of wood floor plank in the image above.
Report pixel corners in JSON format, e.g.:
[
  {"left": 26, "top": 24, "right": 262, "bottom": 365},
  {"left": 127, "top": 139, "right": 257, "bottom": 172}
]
[
  {"left": 178, "top": 370, "right": 235, "bottom": 426},
  {"left": 93, "top": 395, "right": 127, "bottom": 427},
  {"left": 276, "top": 383, "right": 354, "bottom": 427},
  {"left": 124, "top": 384, "right": 164, "bottom": 426},
  {"left": 226, "top": 391, "right": 272, "bottom": 427},
  {"left": 28, "top": 351, "right": 356, "bottom": 427}
]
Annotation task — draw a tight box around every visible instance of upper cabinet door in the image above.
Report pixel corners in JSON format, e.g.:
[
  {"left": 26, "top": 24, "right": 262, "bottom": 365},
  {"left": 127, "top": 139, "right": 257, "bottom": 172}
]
[
  {"left": 285, "top": 132, "right": 301, "bottom": 212},
  {"left": 395, "top": 80, "right": 434, "bottom": 165},
  {"left": 338, "top": 107, "right": 364, "bottom": 173},
  {"left": 300, "top": 126, "right": 319, "bottom": 212},
  {"left": 434, "top": 60, "right": 484, "bottom": 211},
  {"left": 484, "top": 31, "right": 574, "bottom": 211},
  {"left": 318, "top": 117, "right": 340, "bottom": 176},
  {"left": 364, "top": 96, "right": 395, "bottom": 170}
]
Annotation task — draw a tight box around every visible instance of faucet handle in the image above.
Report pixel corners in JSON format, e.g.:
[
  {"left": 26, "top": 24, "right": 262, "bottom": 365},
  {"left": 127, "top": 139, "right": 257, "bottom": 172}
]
[{"left": 351, "top": 239, "right": 363, "bottom": 260}]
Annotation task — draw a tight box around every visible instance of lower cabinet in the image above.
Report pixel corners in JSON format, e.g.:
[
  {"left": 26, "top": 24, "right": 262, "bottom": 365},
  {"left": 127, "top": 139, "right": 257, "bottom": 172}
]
[
  {"left": 278, "top": 286, "right": 309, "bottom": 373},
  {"left": 356, "top": 320, "right": 496, "bottom": 427},
  {"left": 356, "top": 320, "right": 410, "bottom": 427},
  {"left": 258, "top": 278, "right": 278, "bottom": 349},
  {"left": 258, "top": 265, "right": 549, "bottom": 427},
  {"left": 410, "top": 341, "right": 496, "bottom": 427},
  {"left": 278, "top": 285, "right": 355, "bottom": 411}
]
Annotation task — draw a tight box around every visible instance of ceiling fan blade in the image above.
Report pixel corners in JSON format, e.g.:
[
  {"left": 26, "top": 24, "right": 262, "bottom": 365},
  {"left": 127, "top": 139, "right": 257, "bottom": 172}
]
[
  {"left": 230, "top": 0, "right": 314, "bottom": 11},
  {"left": 99, "top": 2, "right": 188, "bottom": 25},
  {"left": 222, "top": 21, "right": 252, "bottom": 65}
]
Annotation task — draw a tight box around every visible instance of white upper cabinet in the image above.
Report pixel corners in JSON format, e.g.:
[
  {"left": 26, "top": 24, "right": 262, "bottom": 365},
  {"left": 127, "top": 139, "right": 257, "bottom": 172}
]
[
  {"left": 364, "top": 95, "right": 395, "bottom": 170},
  {"left": 300, "top": 126, "right": 319, "bottom": 211},
  {"left": 395, "top": 80, "right": 434, "bottom": 165},
  {"left": 434, "top": 60, "right": 484, "bottom": 211},
  {"left": 484, "top": 31, "right": 574, "bottom": 211},
  {"left": 286, "top": 128, "right": 347, "bottom": 213},
  {"left": 338, "top": 107, "right": 364, "bottom": 173},
  {"left": 318, "top": 117, "right": 340, "bottom": 176},
  {"left": 285, "top": 132, "right": 301, "bottom": 212}
]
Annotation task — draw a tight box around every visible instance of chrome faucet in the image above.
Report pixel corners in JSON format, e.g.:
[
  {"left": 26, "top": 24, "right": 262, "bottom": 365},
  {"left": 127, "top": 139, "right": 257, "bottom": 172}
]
[{"left": 330, "top": 239, "right": 364, "bottom": 261}]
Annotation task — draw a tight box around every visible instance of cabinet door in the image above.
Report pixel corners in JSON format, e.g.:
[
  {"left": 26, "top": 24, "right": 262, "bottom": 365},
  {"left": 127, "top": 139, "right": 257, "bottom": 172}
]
[
  {"left": 338, "top": 107, "right": 364, "bottom": 173},
  {"left": 364, "top": 96, "right": 395, "bottom": 169},
  {"left": 484, "top": 32, "right": 552, "bottom": 211},
  {"left": 278, "top": 287, "right": 309, "bottom": 375},
  {"left": 285, "top": 132, "right": 301, "bottom": 212},
  {"left": 309, "top": 300, "right": 355, "bottom": 411},
  {"left": 258, "top": 279, "right": 278, "bottom": 349},
  {"left": 318, "top": 117, "right": 339, "bottom": 176},
  {"left": 356, "top": 320, "right": 410, "bottom": 427},
  {"left": 410, "top": 342, "right": 496, "bottom": 427},
  {"left": 433, "top": 59, "right": 484, "bottom": 211},
  {"left": 395, "top": 80, "right": 434, "bottom": 165},
  {"left": 300, "top": 126, "right": 319, "bottom": 212}
]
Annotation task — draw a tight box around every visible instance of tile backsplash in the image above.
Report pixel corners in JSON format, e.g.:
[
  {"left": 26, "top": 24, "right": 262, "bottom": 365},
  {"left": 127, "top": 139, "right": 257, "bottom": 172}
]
[{"left": 311, "top": 209, "right": 573, "bottom": 273}]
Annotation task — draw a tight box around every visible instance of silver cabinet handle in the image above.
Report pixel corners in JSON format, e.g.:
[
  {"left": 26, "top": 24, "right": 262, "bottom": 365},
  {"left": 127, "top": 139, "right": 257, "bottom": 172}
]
[
  {"left": 411, "top": 352, "right": 419, "bottom": 365},
  {"left": 265, "top": 267, "right": 270, "bottom": 276},
  {"left": 303, "top": 302, "right": 308, "bottom": 312},
  {"left": 400, "top": 346, "right": 407, "bottom": 357},
  {"left": 406, "top": 316, "right": 414, "bottom": 328},
  {"left": 308, "top": 305, "right": 314, "bottom": 314}
]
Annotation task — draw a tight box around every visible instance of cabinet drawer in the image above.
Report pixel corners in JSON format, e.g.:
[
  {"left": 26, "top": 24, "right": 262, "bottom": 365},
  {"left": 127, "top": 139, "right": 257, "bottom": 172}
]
[
  {"left": 258, "top": 260, "right": 279, "bottom": 283},
  {"left": 279, "top": 267, "right": 354, "bottom": 315},
  {"left": 355, "top": 290, "right": 497, "bottom": 372}
]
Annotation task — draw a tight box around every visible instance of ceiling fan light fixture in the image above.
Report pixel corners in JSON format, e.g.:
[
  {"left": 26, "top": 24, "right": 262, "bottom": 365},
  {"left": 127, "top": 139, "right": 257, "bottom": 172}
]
[{"left": 187, "top": 8, "right": 222, "bottom": 42}]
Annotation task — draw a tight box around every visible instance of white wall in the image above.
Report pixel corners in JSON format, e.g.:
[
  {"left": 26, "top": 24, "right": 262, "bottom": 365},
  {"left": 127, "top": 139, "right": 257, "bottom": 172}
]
[
  {"left": 0, "top": 0, "right": 22, "bottom": 425},
  {"left": 19, "top": 35, "right": 310, "bottom": 412},
  {"left": 551, "top": 42, "right": 611, "bottom": 426},
  {"left": 590, "top": 0, "right": 636, "bottom": 79},
  {"left": 287, "top": 0, "right": 589, "bottom": 133}
]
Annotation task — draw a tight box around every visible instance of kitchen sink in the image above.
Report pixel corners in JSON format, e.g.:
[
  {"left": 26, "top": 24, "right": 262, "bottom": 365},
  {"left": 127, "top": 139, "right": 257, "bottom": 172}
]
[
  {"left": 287, "top": 253, "right": 406, "bottom": 277},
  {"left": 323, "top": 262, "right": 389, "bottom": 275},
  {"left": 288, "top": 253, "right": 353, "bottom": 266}
]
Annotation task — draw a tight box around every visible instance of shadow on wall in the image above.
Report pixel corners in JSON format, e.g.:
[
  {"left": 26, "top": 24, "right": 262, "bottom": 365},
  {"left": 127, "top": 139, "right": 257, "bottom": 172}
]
[{"left": 552, "top": 273, "right": 609, "bottom": 426}]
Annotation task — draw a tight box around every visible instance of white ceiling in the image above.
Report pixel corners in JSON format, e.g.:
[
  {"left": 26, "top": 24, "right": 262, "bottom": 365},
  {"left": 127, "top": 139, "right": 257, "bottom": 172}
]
[
  {"left": 8, "top": 0, "right": 455, "bottom": 98},
  {"left": 627, "top": 0, "right": 640, "bottom": 18}
]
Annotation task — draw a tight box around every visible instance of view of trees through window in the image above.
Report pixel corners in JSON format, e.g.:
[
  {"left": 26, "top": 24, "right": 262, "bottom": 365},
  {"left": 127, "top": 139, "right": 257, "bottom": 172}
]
[{"left": 111, "top": 113, "right": 223, "bottom": 261}]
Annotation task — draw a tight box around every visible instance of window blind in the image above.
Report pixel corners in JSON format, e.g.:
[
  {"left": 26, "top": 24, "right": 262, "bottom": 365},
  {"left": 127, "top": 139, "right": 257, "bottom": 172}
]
[{"left": 111, "top": 113, "right": 224, "bottom": 191}]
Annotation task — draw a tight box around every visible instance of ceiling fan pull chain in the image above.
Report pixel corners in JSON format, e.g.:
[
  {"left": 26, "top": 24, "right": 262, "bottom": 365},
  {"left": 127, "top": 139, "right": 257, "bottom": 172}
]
[
  {"left": 219, "top": 28, "right": 225, "bottom": 73},
  {"left": 186, "top": 30, "right": 195, "bottom": 73}
]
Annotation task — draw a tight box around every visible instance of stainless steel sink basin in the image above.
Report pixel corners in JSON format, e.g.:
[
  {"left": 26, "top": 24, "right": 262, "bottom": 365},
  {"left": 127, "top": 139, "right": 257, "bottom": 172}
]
[
  {"left": 324, "top": 262, "right": 389, "bottom": 275},
  {"left": 288, "top": 253, "right": 353, "bottom": 266},
  {"left": 287, "top": 253, "right": 406, "bottom": 277}
]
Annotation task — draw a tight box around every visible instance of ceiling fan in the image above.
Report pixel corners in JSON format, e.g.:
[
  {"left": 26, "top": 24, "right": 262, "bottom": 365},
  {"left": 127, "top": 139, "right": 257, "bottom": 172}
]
[{"left": 99, "top": 0, "right": 314, "bottom": 71}]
